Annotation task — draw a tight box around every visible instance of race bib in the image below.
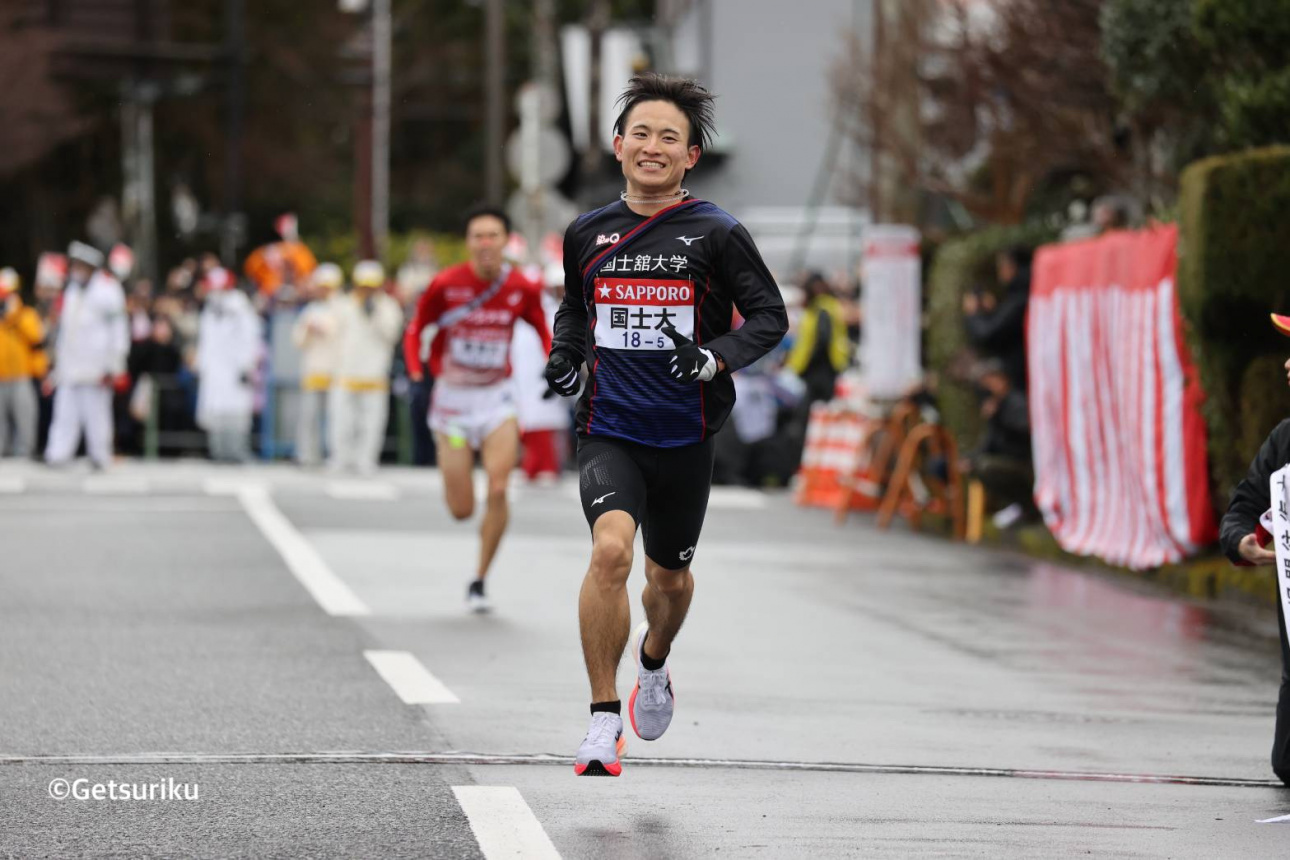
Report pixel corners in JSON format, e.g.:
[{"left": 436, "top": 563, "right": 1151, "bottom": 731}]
[
  {"left": 592, "top": 277, "right": 694, "bottom": 352},
  {"left": 448, "top": 335, "right": 509, "bottom": 369}
]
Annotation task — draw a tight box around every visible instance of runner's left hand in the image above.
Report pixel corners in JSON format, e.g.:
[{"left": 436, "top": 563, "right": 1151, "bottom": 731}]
[{"left": 661, "top": 325, "right": 718, "bottom": 382}]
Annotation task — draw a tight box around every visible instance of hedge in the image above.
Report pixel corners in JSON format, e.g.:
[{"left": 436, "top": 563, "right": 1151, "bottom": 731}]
[
  {"left": 925, "top": 223, "right": 1057, "bottom": 446},
  {"left": 1178, "top": 146, "right": 1290, "bottom": 502}
]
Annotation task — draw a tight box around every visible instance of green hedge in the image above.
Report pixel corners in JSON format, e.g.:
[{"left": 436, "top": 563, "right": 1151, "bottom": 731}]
[
  {"left": 1178, "top": 146, "right": 1290, "bottom": 502},
  {"left": 926, "top": 224, "right": 1057, "bottom": 446},
  {"left": 300, "top": 231, "right": 470, "bottom": 275}
]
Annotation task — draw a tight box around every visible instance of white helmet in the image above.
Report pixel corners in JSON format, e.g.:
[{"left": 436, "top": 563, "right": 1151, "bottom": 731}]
[{"left": 313, "top": 262, "right": 343, "bottom": 290}]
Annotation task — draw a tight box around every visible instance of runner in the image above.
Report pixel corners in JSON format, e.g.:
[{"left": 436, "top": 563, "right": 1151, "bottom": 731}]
[
  {"left": 545, "top": 74, "right": 788, "bottom": 776},
  {"left": 404, "top": 205, "right": 551, "bottom": 612}
]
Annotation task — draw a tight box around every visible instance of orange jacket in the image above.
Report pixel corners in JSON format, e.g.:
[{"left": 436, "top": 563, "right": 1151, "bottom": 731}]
[
  {"left": 244, "top": 241, "right": 318, "bottom": 297},
  {"left": 0, "top": 299, "right": 44, "bottom": 381}
]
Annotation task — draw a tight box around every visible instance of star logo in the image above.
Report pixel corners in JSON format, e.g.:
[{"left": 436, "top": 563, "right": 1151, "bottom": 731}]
[
  {"left": 598, "top": 284, "right": 611, "bottom": 299},
  {"left": 676, "top": 235, "right": 704, "bottom": 246}
]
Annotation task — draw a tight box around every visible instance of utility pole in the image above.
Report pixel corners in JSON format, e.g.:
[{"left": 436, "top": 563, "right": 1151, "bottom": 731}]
[
  {"left": 222, "top": 0, "right": 246, "bottom": 266},
  {"left": 580, "top": 0, "right": 610, "bottom": 208},
  {"left": 870, "top": 0, "right": 923, "bottom": 225},
  {"left": 484, "top": 0, "right": 505, "bottom": 203},
  {"left": 372, "top": 0, "right": 391, "bottom": 257}
]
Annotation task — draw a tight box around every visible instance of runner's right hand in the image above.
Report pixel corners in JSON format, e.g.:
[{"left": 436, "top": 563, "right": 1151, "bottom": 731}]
[{"left": 544, "top": 350, "right": 580, "bottom": 397}]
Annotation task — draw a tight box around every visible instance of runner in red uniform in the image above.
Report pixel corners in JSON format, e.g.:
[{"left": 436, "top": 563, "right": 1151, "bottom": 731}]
[{"left": 404, "top": 205, "right": 552, "bottom": 612}]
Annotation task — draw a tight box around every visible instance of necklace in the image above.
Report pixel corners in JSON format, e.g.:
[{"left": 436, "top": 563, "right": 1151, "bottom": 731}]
[{"left": 620, "top": 188, "right": 690, "bottom": 204}]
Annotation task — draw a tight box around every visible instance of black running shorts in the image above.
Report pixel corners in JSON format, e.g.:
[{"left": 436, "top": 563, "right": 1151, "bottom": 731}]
[{"left": 576, "top": 435, "right": 716, "bottom": 570}]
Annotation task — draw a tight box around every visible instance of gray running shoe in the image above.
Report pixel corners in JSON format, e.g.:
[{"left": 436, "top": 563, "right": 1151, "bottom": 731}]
[
  {"left": 629, "top": 621, "right": 674, "bottom": 741},
  {"left": 574, "top": 712, "right": 626, "bottom": 776}
]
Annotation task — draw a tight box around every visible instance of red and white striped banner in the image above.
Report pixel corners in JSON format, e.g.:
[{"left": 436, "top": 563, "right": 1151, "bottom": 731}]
[{"left": 1027, "top": 225, "right": 1216, "bottom": 569}]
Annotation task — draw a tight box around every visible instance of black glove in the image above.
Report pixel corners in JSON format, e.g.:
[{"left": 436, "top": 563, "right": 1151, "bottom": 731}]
[
  {"left": 661, "top": 325, "right": 719, "bottom": 382},
  {"left": 544, "top": 349, "right": 580, "bottom": 397}
]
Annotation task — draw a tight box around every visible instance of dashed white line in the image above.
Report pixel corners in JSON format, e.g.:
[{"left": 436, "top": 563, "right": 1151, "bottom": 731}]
[
  {"left": 452, "top": 786, "right": 561, "bottom": 860},
  {"left": 236, "top": 487, "right": 370, "bottom": 616},
  {"left": 325, "top": 480, "right": 401, "bottom": 501},
  {"left": 82, "top": 476, "right": 149, "bottom": 494},
  {"left": 363, "top": 650, "right": 459, "bottom": 704}
]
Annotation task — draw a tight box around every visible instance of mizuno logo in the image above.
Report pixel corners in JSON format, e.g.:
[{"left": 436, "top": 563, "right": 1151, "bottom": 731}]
[
  {"left": 592, "top": 492, "right": 617, "bottom": 506},
  {"left": 676, "top": 235, "right": 703, "bottom": 246}
]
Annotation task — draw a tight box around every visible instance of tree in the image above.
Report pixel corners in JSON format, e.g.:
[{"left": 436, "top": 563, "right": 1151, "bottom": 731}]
[
  {"left": 1194, "top": 0, "right": 1290, "bottom": 151},
  {"left": 835, "top": 0, "right": 1125, "bottom": 226}
]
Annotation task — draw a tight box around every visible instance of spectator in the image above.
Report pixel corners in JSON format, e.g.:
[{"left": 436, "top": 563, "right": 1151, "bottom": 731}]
[
  {"left": 960, "top": 359, "right": 1036, "bottom": 528},
  {"left": 785, "top": 271, "right": 851, "bottom": 405},
  {"left": 328, "top": 260, "right": 402, "bottom": 474},
  {"left": 511, "top": 263, "right": 574, "bottom": 484},
  {"left": 963, "top": 245, "right": 1031, "bottom": 391},
  {"left": 0, "top": 268, "right": 43, "bottom": 458},
  {"left": 291, "top": 263, "right": 343, "bottom": 467},
  {"left": 126, "top": 315, "right": 191, "bottom": 457},
  {"left": 195, "top": 267, "right": 262, "bottom": 463},
  {"left": 243, "top": 213, "right": 317, "bottom": 305},
  {"left": 45, "top": 242, "right": 129, "bottom": 470},
  {"left": 396, "top": 237, "right": 439, "bottom": 308}
]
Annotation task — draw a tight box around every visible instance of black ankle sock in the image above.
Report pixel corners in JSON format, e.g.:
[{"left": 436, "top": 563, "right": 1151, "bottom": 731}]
[
  {"left": 639, "top": 632, "right": 666, "bottom": 671},
  {"left": 590, "top": 701, "right": 621, "bottom": 716},
  {"left": 468, "top": 580, "right": 484, "bottom": 596}
]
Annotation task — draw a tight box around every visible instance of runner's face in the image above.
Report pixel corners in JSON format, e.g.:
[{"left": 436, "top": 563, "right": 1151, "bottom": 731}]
[
  {"left": 466, "top": 215, "right": 508, "bottom": 274},
  {"left": 614, "top": 100, "right": 700, "bottom": 197}
]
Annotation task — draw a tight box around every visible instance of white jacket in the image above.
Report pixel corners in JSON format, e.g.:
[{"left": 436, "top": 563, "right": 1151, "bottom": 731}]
[
  {"left": 291, "top": 295, "right": 341, "bottom": 389},
  {"left": 511, "top": 291, "right": 571, "bottom": 432},
  {"left": 195, "top": 289, "right": 262, "bottom": 425},
  {"left": 53, "top": 272, "right": 129, "bottom": 385},
  {"left": 333, "top": 290, "right": 402, "bottom": 388}
]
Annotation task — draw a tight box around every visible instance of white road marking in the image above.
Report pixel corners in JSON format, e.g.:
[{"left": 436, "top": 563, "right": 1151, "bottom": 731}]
[
  {"left": 363, "top": 650, "right": 459, "bottom": 704},
  {"left": 236, "top": 487, "right": 369, "bottom": 616},
  {"left": 707, "top": 487, "right": 769, "bottom": 509},
  {"left": 1257, "top": 813, "right": 1290, "bottom": 824},
  {"left": 82, "top": 476, "right": 149, "bottom": 494},
  {"left": 325, "top": 480, "right": 401, "bottom": 501},
  {"left": 452, "top": 786, "right": 561, "bottom": 860},
  {"left": 0, "top": 477, "right": 26, "bottom": 494}
]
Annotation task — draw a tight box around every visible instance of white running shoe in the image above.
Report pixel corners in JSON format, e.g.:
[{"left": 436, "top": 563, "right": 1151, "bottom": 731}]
[
  {"left": 466, "top": 580, "right": 491, "bottom": 614},
  {"left": 574, "top": 711, "right": 626, "bottom": 777},
  {"left": 629, "top": 621, "right": 674, "bottom": 741}
]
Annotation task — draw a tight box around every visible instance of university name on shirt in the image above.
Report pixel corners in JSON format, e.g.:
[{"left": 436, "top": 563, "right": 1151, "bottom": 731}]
[{"left": 599, "top": 253, "right": 689, "bottom": 275}]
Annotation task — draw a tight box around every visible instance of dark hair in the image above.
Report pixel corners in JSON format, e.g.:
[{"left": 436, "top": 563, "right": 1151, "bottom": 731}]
[
  {"left": 998, "top": 245, "right": 1033, "bottom": 268},
  {"left": 613, "top": 73, "right": 716, "bottom": 151},
  {"left": 462, "top": 204, "right": 511, "bottom": 236},
  {"left": 801, "top": 271, "right": 831, "bottom": 300}
]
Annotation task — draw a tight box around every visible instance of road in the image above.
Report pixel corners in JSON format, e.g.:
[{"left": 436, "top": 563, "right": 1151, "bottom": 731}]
[{"left": 1, "top": 460, "right": 1288, "bottom": 858}]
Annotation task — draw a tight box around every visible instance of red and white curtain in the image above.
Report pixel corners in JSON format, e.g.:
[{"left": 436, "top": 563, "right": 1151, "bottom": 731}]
[{"left": 1028, "top": 225, "right": 1216, "bottom": 569}]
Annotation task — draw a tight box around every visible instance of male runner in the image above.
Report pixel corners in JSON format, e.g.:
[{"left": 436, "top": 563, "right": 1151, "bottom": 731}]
[
  {"left": 404, "top": 206, "right": 551, "bottom": 612},
  {"left": 545, "top": 74, "right": 788, "bottom": 776}
]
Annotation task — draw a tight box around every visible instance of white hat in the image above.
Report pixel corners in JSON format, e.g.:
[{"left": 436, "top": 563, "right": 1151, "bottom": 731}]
[
  {"left": 352, "top": 260, "right": 385, "bottom": 288},
  {"left": 0, "top": 267, "right": 18, "bottom": 294},
  {"left": 313, "top": 262, "right": 343, "bottom": 290},
  {"left": 67, "top": 241, "right": 105, "bottom": 269}
]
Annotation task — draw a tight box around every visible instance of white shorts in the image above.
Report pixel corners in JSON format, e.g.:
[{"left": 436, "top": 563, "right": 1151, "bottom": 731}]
[{"left": 429, "top": 381, "right": 517, "bottom": 450}]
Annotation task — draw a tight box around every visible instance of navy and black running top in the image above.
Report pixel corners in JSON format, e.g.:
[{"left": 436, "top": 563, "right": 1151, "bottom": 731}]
[{"left": 552, "top": 198, "right": 789, "bottom": 448}]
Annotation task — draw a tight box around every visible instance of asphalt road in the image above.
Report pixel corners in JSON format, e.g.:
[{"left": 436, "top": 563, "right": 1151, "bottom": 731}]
[{"left": 1, "top": 460, "right": 1288, "bottom": 858}]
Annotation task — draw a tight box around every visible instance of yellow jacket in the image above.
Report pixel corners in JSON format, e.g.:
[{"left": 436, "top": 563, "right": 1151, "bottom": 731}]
[
  {"left": 0, "top": 299, "right": 44, "bottom": 381},
  {"left": 786, "top": 294, "right": 851, "bottom": 377}
]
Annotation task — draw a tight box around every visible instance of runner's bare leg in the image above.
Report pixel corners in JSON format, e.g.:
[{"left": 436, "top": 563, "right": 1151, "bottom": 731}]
[
  {"left": 580, "top": 511, "right": 636, "bottom": 702},
  {"left": 435, "top": 432, "right": 475, "bottom": 521},
  {"left": 641, "top": 558, "right": 693, "bottom": 661},
  {"left": 477, "top": 417, "right": 520, "bottom": 580}
]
